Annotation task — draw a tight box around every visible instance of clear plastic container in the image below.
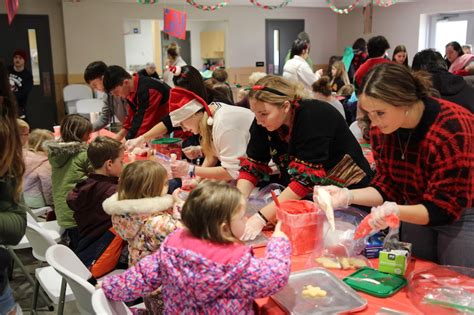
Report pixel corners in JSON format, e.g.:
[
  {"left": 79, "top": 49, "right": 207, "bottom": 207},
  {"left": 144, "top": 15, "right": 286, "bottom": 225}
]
[
  {"left": 276, "top": 200, "right": 324, "bottom": 256},
  {"left": 151, "top": 138, "right": 182, "bottom": 160}
]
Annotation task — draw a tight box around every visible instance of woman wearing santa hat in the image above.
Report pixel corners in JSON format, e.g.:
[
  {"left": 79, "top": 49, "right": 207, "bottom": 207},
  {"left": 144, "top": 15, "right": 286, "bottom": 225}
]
[
  {"left": 169, "top": 87, "right": 254, "bottom": 180},
  {"left": 238, "top": 75, "right": 373, "bottom": 240}
]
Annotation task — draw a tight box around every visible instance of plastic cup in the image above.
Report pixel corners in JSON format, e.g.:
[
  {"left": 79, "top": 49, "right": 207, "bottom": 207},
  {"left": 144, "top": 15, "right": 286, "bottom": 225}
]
[
  {"left": 151, "top": 138, "right": 182, "bottom": 160},
  {"left": 276, "top": 200, "right": 324, "bottom": 256},
  {"left": 53, "top": 125, "right": 61, "bottom": 139}
]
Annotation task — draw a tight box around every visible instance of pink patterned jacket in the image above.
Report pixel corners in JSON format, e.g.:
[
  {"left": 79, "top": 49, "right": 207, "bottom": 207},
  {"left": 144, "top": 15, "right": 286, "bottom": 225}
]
[{"left": 101, "top": 229, "right": 291, "bottom": 314}]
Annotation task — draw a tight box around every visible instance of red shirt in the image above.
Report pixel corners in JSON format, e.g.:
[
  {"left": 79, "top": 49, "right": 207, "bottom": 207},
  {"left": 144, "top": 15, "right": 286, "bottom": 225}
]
[
  {"left": 354, "top": 57, "right": 392, "bottom": 89},
  {"left": 123, "top": 74, "right": 170, "bottom": 139},
  {"left": 370, "top": 98, "right": 473, "bottom": 224}
]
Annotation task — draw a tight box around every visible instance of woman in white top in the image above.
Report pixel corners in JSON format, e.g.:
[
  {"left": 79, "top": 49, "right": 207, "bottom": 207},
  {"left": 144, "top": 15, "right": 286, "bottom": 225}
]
[
  {"left": 312, "top": 76, "right": 346, "bottom": 120},
  {"left": 163, "top": 42, "right": 187, "bottom": 87},
  {"left": 283, "top": 39, "right": 320, "bottom": 95},
  {"left": 169, "top": 87, "right": 254, "bottom": 180}
]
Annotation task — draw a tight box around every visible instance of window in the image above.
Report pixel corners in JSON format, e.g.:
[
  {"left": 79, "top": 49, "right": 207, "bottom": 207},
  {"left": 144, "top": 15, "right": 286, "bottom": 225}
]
[
  {"left": 273, "top": 29, "right": 280, "bottom": 75},
  {"left": 434, "top": 20, "right": 467, "bottom": 53},
  {"left": 28, "top": 29, "right": 40, "bottom": 85}
]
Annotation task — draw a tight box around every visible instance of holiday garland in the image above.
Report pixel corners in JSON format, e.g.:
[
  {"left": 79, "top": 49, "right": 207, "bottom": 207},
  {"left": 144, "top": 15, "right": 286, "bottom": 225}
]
[
  {"left": 249, "top": 0, "right": 292, "bottom": 10},
  {"left": 325, "top": 0, "right": 362, "bottom": 14},
  {"left": 186, "top": 0, "right": 228, "bottom": 11},
  {"left": 326, "top": 0, "right": 397, "bottom": 14},
  {"left": 137, "top": 0, "right": 157, "bottom": 3}
]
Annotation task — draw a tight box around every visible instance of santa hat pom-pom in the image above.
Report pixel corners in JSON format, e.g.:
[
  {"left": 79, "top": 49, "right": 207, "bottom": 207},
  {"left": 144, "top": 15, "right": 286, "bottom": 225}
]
[{"left": 207, "top": 116, "right": 214, "bottom": 126}]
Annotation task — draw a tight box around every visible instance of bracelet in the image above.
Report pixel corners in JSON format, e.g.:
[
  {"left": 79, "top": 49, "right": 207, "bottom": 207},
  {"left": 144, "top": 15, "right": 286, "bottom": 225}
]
[{"left": 257, "top": 210, "right": 269, "bottom": 224}]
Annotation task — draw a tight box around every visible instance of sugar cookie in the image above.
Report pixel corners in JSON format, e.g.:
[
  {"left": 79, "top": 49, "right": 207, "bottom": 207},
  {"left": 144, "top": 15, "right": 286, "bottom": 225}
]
[{"left": 302, "top": 285, "right": 327, "bottom": 298}]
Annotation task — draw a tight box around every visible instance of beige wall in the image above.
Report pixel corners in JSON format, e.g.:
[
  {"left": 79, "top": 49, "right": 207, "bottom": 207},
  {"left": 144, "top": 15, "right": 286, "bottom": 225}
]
[
  {"left": 62, "top": 1, "right": 338, "bottom": 79},
  {"left": 336, "top": 0, "right": 474, "bottom": 61}
]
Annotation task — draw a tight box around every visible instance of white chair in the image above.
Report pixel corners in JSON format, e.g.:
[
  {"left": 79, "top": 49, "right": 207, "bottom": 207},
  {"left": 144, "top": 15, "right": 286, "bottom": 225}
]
[
  {"left": 63, "top": 84, "right": 93, "bottom": 114},
  {"left": 91, "top": 288, "right": 132, "bottom": 315},
  {"left": 25, "top": 223, "right": 74, "bottom": 315},
  {"left": 46, "top": 244, "right": 96, "bottom": 315},
  {"left": 76, "top": 99, "right": 104, "bottom": 121},
  {"left": 7, "top": 212, "right": 63, "bottom": 310}
]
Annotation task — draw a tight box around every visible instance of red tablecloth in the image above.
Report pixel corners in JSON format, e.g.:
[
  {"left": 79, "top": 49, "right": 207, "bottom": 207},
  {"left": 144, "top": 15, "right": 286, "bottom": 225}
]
[{"left": 253, "top": 247, "right": 436, "bottom": 314}]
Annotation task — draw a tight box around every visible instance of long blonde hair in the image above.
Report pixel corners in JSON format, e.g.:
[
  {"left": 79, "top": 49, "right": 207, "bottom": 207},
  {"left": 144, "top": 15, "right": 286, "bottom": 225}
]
[
  {"left": 248, "top": 75, "right": 305, "bottom": 107},
  {"left": 198, "top": 109, "right": 216, "bottom": 158},
  {"left": 331, "top": 61, "right": 350, "bottom": 86},
  {"left": 28, "top": 129, "right": 54, "bottom": 153},
  {"left": 0, "top": 60, "right": 25, "bottom": 201},
  {"left": 117, "top": 160, "right": 168, "bottom": 200}
]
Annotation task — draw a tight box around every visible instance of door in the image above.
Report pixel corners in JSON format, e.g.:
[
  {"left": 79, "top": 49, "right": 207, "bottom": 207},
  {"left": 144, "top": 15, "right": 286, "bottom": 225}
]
[
  {"left": 265, "top": 19, "right": 305, "bottom": 75},
  {"left": 161, "top": 31, "right": 191, "bottom": 68},
  {"left": 0, "top": 14, "right": 57, "bottom": 130}
]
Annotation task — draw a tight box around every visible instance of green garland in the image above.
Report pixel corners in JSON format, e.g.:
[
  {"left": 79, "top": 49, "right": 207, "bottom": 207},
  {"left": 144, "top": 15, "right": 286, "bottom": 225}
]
[
  {"left": 249, "top": 0, "right": 292, "bottom": 10},
  {"left": 186, "top": 0, "right": 228, "bottom": 11}
]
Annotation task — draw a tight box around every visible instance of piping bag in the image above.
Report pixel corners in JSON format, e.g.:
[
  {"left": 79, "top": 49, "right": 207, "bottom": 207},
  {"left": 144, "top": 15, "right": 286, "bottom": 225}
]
[
  {"left": 354, "top": 213, "right": 400, "bottom": 240},
  {"left": 315, "top": 188, "right": 335, "bottom": 231}
]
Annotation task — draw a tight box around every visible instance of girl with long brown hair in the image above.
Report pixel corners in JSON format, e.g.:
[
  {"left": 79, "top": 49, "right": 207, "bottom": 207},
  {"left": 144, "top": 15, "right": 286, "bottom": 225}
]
[
  {"left": 0, "top": 60, "right": 27, "bottom": 315},
  {"left": 314, "top": 63, "right": 474, "bottom": 267}
]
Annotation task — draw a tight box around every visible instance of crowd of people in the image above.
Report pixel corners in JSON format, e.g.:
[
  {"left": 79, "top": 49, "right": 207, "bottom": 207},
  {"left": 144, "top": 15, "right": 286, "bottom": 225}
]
[{"left": 1, "top": 32, "right": 473, "bottom": 314}]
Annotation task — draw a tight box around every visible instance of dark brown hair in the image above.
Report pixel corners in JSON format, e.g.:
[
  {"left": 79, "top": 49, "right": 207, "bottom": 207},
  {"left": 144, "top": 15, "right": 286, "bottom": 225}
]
[
  {"left": 0, "top": 60, "right": 24, "bottom": 201},
  {"left": 392, "top": 45, "right": 409, "bottom": 67},
  {"left": 118, "top": 160, "right": 167, "bottom": 200},
  {"left": 212, "top": 69, "right": 228, "bottom": 83},
  {"left": 60, "top": 114, "right": 93, "bottom": 143},
  {"left": 87, "top": 136, "right": 124, "bottom": 169},
  {"left": 181, "top": 180, "right": 242, "bottom": 244},
  {"left": 312, "top": 76, "right": 332, "bottom": 97},
  {"left": 360, "top": 63, "right": 432, "bottom": 108}
]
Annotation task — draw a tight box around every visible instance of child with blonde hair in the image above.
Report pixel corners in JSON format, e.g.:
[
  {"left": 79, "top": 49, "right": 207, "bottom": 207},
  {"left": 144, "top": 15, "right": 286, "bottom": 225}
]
[
  {"left": 102, "top": 160, "right": 181, "bottom": 314},
  {"left": 17, "top": 118, "right": 29, "bottom": 147},
  {"left": 45, "top": 114, "right": 92, "bottom": 248},
  {"left": 330, "top": 60, "right": 350, "bottom": 93},
  {"left": 23, "top": 129, "right": 54, "bottom": 209},
  {"left": 100, "top": 180, "right": 291, "bottom": 314}
]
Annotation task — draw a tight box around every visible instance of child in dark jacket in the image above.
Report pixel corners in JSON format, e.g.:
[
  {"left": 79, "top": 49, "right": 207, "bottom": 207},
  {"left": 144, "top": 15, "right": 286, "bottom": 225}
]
[
  {"left": 100, "top": 181, "right": 292, "bottom": 314},
  {"left": 67, "top": 136, "right": 126, "bottom": 278}
]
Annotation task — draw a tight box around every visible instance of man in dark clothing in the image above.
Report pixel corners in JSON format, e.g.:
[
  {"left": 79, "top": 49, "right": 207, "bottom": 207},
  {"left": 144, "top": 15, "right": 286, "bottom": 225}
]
[
  {"left": 66, "top": 136, "right": 126, "bottom": 278},
  {"left": 103, "top": 65, "right": 170, "bottom": 140},
  {"left": 137, "top": 62, "right": 160, "bottom": 80},
  {"left": 412, "top": 49, "right": 474, "bottom": 113},
  {"left": 8, "top": 49, "right": 33, "bottom": 119}
]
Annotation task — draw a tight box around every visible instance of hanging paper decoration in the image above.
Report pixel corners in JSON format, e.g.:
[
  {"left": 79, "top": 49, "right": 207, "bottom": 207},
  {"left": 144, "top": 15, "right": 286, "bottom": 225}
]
[
  {"left": 249, "top": 0, "right": 292, "bottom": 10},
  {"left": 5, "top": 0, "right": 20, "bottom": 25},
  {"left": 374, "top": 0, "right": 396, "bottom": 7},
  {"left": 186, "top": 0, "right": 228, "bottom": 11},
  {"left": 137, "top": 0, "right": 157, "bottom": 3},
  {"left": 325, "top": 0, "right": 362, "bottom": 14},
  {"left": 164, "top": 8, "right": 187, "bottom": 40}
]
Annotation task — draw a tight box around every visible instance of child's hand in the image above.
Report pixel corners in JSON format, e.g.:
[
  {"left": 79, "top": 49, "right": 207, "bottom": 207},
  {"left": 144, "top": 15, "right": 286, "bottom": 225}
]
[
  {"left": 272, "top": 221, "right": 288, "bottom": 240},
  {"left": 95, "top": 281, "right": 102, "bottom": 289}
]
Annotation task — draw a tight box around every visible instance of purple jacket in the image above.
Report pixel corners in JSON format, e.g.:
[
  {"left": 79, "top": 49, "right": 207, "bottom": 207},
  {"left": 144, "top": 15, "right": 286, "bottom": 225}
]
[{"left": 102, "top": 229, "right": 291, "bottom": 314}]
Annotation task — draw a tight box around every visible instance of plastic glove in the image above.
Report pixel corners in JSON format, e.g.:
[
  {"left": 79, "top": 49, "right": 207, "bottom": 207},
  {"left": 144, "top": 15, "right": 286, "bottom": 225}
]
[
  {"left": 125, "top": 135, "right": 146, "bottom": 151},
  {"left": 313, "top": 185, "right": 352, "bottom": 209},
  {"left": 182, "top": 145, "right": 203, "bottom": 160},
  {"left": 171, "top": 158, "right": 193, "bottom": 178},
  {"left": 368, "top": 201, "right": 400, "bottom": 231},
  {"left": 240, "top": 213, "right": 266, "bottom": 241}
]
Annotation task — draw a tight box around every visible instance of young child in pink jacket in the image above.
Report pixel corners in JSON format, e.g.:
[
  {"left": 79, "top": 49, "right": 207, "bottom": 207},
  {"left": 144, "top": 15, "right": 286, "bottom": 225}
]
[
  {"left": 100, "top": 180, "right": 292, "bottom": 314},
  {"left": 102, "top": 160, "right": 181, "bottom": 314}
]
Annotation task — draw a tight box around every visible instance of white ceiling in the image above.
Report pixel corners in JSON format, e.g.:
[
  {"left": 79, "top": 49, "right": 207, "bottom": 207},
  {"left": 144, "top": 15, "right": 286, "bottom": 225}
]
[{"left": 92, "top": 0, "right": 420, "bottom": 8}]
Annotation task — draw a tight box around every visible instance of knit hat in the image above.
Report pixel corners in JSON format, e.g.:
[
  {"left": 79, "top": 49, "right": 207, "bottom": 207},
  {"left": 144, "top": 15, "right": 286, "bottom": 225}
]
[
  {"left": 13, "top": 49, "right": 28, "bottom": 62},
  {"left": 169, "top": 87, "right": 214, "bottom": 127}
]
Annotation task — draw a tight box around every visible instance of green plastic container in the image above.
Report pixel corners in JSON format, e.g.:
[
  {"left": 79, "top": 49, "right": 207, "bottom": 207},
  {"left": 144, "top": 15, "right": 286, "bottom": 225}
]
[
  {"left": 151, "top": 138, "right": 182, "bottom": 159},
  {"left": 343, "top": 267, "right": 407, "bottom": 298}
]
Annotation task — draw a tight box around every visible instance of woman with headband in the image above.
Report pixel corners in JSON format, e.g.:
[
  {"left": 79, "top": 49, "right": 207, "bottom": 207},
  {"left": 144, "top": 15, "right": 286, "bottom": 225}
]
[{"left": 238, "top": 75, "right": 372, "bottom": 240}]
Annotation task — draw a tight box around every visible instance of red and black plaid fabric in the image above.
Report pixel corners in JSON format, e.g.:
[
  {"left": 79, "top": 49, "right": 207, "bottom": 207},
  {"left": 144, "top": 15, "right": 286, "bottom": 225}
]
[{"left": 370, "top": 98, "right": 473, "bottom": 225}]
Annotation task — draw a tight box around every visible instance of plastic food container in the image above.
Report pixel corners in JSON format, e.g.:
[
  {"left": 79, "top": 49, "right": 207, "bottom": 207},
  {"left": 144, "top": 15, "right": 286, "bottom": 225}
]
[
  {"left": 343, "top": 267, "right": 407, "bottom": 298},
  {"left": 276, "top": 200, "right": 324, "bottom": 256},
  {"left": 151, "top": 138, "right": 182, "bottom": 160}
]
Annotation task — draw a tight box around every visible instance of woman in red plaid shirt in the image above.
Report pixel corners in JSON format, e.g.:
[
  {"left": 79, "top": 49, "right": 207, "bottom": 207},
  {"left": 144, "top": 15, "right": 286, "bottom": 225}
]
[{"left": 315, "top": 63, "right": 473, "bottom": 267}]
